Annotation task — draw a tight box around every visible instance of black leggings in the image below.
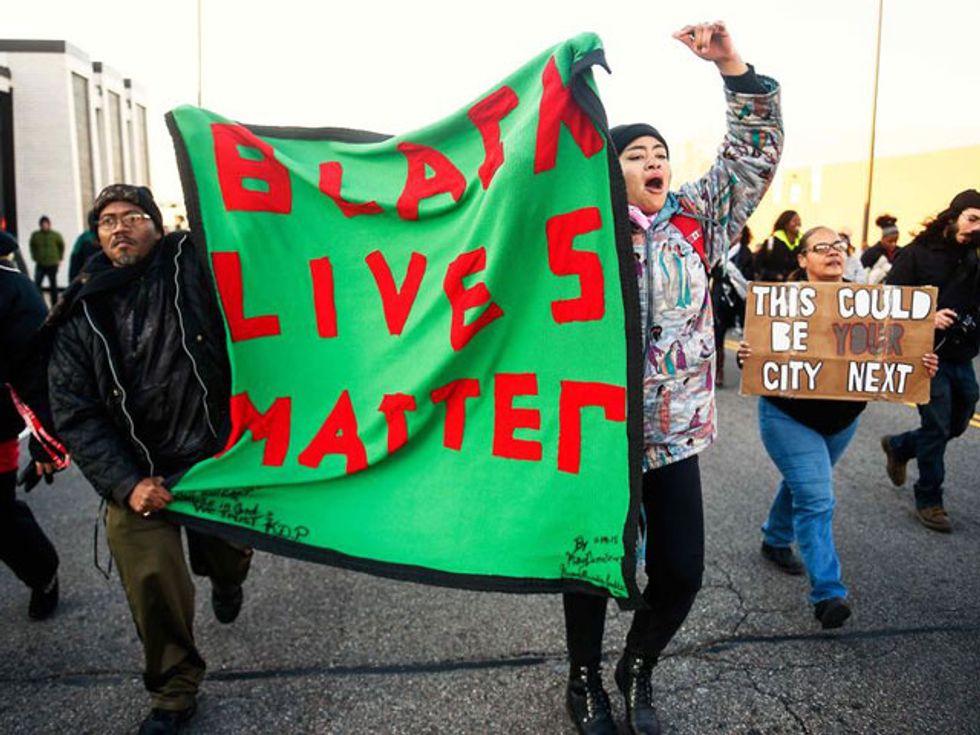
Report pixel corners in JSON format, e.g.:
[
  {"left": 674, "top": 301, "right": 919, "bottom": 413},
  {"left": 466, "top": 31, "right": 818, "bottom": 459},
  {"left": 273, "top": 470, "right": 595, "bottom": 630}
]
[
  {"left": 563, "top": 455, "right": 705, "bottom": 668},
  {"left": 0, "top": 469, "right": 59, "bottom": 590}
]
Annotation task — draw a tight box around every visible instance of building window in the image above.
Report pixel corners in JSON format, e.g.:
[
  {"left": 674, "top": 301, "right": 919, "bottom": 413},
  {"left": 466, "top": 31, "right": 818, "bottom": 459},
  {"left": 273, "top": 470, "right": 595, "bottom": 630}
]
[
  {"left": 136, "top": 104, "right": 151, "bottom": 186},
  {"left": 71, "top": 73, "right": 95, "bottom": 223},
  {"left": 0, "top": 89, "right": 15, "bottom": 235},
  {"left": 108, "top": 91, "right": 124, "bottom": 183},
  {"left": 95, "top": 106, "right": 108, "bottom": 187},
  {"left": 127, "top": 116, "right": 135, "bottom": 182}
]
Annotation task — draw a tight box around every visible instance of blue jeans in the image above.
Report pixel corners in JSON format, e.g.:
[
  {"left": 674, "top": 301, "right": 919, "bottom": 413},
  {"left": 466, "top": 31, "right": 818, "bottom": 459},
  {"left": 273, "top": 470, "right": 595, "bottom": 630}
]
[
  {"left": 758, "top": 398, "right": 857, "bottom": 604},
  {"left": 889, "top": 360, "right": 979, "bottom": 508}
]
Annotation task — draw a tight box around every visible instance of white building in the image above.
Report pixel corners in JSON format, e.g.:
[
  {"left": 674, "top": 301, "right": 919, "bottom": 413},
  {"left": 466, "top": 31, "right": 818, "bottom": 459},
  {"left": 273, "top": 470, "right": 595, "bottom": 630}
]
[{"left": 0, "top": 39, "right": 151, "bottom": 284}]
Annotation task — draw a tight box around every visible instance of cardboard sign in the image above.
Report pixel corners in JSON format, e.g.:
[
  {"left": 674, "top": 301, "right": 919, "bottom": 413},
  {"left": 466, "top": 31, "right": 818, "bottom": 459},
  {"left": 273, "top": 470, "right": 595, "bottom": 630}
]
[{"left": 740, "top": 281, "right": 937, "bottom": 403}]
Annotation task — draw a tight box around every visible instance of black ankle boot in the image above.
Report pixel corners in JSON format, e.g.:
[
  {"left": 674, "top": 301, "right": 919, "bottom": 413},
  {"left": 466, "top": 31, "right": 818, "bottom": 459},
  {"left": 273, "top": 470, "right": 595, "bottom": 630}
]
[
  {"left": 28, "top": 574, "right": 59, "bottom": 621},
  {"left": 615, "top": 653, "right": 661, "bottom": 735},
  {"left": 211, "top": 582, "right": 243, "bottom": 624},
  {"left": 566, "top": 665, "right": 616, "bottom": 735}
]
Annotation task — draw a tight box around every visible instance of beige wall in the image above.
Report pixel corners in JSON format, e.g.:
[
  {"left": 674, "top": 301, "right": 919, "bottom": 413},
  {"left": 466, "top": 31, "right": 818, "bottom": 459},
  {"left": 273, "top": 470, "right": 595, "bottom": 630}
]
[{"left": 747, "top": 145, "right": 980, "bottom": 249}]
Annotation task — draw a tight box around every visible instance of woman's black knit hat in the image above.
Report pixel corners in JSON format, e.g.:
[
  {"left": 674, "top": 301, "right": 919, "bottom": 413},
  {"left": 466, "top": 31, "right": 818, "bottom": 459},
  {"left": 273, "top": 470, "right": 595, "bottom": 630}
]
[{"left": 610, "top": 123, "right": 669, "bottom": 158}]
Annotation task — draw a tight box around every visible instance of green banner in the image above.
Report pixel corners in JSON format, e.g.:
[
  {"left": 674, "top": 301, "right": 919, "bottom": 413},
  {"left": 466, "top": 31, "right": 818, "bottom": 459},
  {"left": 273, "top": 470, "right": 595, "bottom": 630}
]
[{"left": 166, "top": 33, "right": 642, "bottom": 601}]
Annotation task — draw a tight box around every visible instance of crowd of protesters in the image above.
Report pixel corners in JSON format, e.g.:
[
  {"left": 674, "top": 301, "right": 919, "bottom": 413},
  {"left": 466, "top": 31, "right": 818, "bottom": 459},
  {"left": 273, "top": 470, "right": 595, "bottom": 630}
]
[{"left": 1, "top": 20, "right": 977, "bottom": 735}]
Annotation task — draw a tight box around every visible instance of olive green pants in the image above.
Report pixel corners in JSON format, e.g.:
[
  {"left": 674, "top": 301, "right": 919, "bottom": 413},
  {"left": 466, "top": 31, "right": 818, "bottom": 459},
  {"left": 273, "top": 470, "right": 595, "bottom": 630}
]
[{"left": 106, "top": 503, "right": 252, "bottom": 711}]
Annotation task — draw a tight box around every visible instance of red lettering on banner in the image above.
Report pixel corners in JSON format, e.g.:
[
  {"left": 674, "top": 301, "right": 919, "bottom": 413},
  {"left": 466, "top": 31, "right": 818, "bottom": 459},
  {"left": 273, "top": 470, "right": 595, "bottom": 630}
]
[
  {"left": 319, "top": 161, "right": 384, "bottom": 218},
  {"left": 557, "top": 381, "right": 626, "bottom": 474},
  {"left": 213, "top": 377, "right": 628, "bottom": 473},
  {"left": 212, "top": 252, "right": 281, "bottom": 342},
  {"left": 365, "top": 251, "right": 427, "bottom": 336},
  {"left": 534, "top": 57, "right": 604, "bottom": 174},
  {"left": 212, "top": 123, "right": 291, "bottom": 213},
  {"left": 492, "top": 373, "right": 542, "bottom": 462},
  {"left": 310, "top": 257, "right": 338, "bottom": 338},
  {"left": 220, "top": 393, "right": 292, "bottom": 466},
  {"left": 378, "top": 393, "right": 417, "bottom": 454},
  {"left": 467, "top": 86, "right": 520, "bottom": 190},
  {"left": 430, "top": 378, "right": 481, "bottom": 450},
  {"left": 547, "top": 207, "right": 605, "bottom": 323},
  {"left": 443, "top": 247, "right": 504, "bottom": 351},
  {"left": 298, "top": 390, "right": 368, "bottom": 474},
  {"left": 396, "top": 142, "right": 466, "bottom": 220}
]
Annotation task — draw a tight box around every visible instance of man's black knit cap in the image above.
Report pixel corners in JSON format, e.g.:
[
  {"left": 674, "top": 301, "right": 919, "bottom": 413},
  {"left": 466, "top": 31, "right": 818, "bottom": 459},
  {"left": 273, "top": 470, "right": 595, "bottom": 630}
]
[
  {"left": 90, "top": 184, "right": 163, "bottom": 234},
  {"left": 948, "top": 189, "right": 980, "bottom": 214}
]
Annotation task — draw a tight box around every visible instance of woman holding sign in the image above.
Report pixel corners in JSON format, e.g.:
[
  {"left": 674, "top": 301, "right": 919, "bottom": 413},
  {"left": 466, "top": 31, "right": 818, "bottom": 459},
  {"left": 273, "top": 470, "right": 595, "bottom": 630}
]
[
  {"left": 561, "top": 21, "right": 783, "bottom": 735},
  {"left": 737, "top": 226, "right": 938, "bottom": 629}
]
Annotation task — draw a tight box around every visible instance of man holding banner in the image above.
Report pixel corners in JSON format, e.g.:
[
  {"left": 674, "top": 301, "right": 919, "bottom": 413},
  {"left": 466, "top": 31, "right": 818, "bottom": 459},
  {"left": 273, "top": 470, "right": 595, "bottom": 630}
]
[
  {"left": 562, "top": 21, "right": 783, "bottom": 735},
  {"left": 47, "top": 185, "right": 253, "bottom": 735}
]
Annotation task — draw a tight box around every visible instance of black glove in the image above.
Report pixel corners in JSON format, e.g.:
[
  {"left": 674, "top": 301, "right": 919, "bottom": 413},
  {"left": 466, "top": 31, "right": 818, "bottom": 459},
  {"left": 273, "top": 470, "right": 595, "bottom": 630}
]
[
  {"left": 27, "top": 434, "right": 50, "bottom": 463},
  {"left": 19, "top": 435, "right": 57, "bottom": 492},
  {"left": 17, "top": 462, "right": 52, "bottom": 492}
]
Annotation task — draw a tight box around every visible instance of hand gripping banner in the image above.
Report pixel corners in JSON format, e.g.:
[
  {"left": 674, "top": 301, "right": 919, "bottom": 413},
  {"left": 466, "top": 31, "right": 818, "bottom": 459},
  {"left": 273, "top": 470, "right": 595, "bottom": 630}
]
[{"left": 166, "top": 33, "right": 643, "bottom": 602}]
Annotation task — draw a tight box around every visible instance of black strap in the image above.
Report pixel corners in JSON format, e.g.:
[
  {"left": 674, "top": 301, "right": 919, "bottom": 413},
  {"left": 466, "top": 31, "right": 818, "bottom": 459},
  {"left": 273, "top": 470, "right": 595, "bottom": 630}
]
[{"left": 93, "top": 496, "right": 113, "bottom": 580}]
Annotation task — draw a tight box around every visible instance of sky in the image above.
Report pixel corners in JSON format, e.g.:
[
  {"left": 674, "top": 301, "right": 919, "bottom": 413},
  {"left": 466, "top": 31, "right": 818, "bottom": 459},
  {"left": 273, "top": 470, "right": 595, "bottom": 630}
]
[{"left": 4, "top": 0, "right": 979, "bottom": 206}]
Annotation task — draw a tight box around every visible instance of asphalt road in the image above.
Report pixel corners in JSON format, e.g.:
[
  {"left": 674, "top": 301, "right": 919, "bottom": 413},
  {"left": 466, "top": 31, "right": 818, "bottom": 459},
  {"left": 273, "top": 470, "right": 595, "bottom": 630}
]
[{"left": 2, "top": 350, "right": 978, "bottom": 734}]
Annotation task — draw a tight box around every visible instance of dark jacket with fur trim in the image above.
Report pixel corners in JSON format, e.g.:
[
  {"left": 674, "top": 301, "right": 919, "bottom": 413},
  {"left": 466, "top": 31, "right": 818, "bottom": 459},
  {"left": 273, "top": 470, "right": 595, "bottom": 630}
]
[{"left": 47, "top": 232, "right": 230, "bottom": 505}]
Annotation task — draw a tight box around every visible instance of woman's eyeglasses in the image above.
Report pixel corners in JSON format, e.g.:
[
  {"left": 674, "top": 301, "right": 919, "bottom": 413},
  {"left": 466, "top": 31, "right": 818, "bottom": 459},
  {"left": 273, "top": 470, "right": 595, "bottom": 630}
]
[{"left": 804, "top": 240, "right": 847, "bottom": 255}]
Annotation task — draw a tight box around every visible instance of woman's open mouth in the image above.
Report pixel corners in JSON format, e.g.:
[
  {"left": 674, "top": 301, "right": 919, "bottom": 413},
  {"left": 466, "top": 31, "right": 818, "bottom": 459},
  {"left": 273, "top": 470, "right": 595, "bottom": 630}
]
[{"left": 645, "top": 175, "right": 665, "bottom": 193}]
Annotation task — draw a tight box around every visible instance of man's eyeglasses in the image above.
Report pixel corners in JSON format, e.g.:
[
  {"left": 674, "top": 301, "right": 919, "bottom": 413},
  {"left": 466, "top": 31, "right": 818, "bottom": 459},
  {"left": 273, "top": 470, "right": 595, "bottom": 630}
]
[
  {"left": 804, "top": 240, "right": 847, "bottom": 255},
  {"left": 97, "top": 212, "right": 152, "bottom": 230}
]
